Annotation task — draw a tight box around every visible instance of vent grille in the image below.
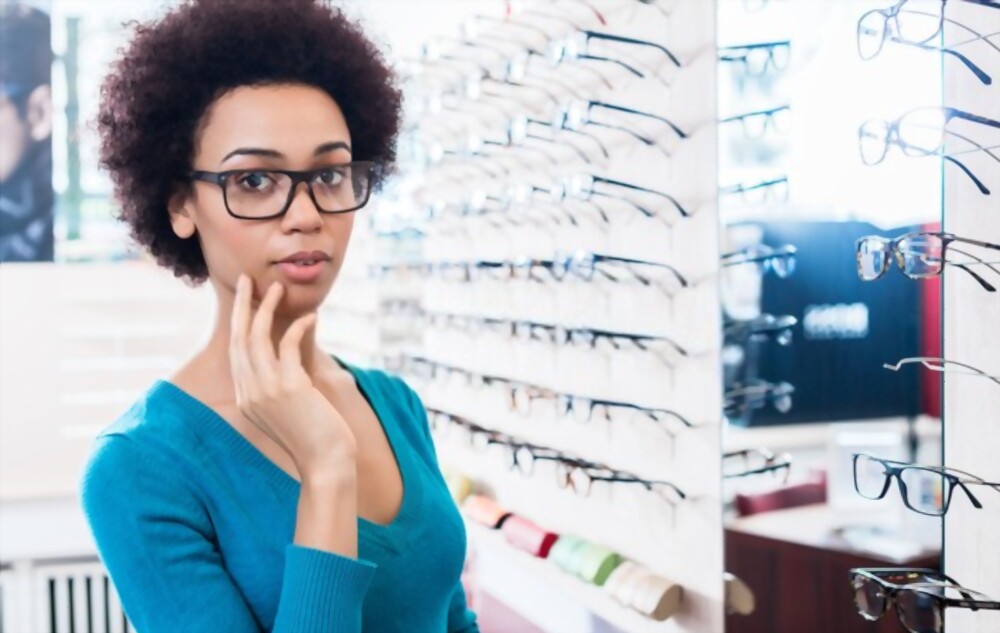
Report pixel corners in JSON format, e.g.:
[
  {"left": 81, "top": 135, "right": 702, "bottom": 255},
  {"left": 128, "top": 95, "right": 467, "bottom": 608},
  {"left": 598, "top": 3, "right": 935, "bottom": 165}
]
[{"left": 1, "top": 559, "right": 131, "bottom": 633}]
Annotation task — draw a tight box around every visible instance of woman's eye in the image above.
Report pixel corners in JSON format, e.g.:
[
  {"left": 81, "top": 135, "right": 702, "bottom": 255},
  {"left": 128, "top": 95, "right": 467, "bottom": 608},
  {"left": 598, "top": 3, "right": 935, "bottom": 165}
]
[
  {"left": 314, "top": 168, "right": 345, "bottom": 186},
  {"left": 235, "top": 171, "right": 274, "bottom": 191}
]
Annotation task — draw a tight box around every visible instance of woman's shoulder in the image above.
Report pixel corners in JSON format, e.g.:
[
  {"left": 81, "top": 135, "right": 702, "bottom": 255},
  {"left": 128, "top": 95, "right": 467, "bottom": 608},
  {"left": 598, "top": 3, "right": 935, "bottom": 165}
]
[{"left": 80, "top": 379, "right": 212, "bottom": 524}]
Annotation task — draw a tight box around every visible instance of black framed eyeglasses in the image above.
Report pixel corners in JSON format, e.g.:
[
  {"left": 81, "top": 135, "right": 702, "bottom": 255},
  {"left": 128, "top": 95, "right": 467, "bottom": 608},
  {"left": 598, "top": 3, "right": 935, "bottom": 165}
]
[
  {"left": 187, "top": 161, "right": 378, "bottom": 219},
  {"left": 718, "top": 41, "right": 791, "bottom": 76},
  {"left": 724, "top": 380, "right": 795, "bottom": 417},
  {"left": 723, "top": 448, "right": 792, "bottom": 481},
  {"left": 721, "top": 244, "right": 797, "bottom": 277},
  {"left": 548, "top": 29, "right": 681, "bottom": 79},
  {"left": 724, "top": 313, "right": 798, "bottom": 346},
  {"left": 720, "top": 105, "right": 792, "bottom": 139},
  {"left": 850, "top": 567, "right": 1000, "bottom": 633},
  {"left": 852, "top": 453, "right": 1000, "bottom": 517},
  {"left": 856, "top": 231, "right": 1000, "bottom": 292}
]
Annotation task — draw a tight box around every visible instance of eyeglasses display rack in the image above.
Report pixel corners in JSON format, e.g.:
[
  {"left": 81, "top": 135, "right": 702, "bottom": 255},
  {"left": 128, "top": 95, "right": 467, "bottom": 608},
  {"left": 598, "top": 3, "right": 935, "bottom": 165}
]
[
  {"left": 356, "top": 1, "right": 726, "bottom": 631},
  {"left": 941, "top": 3, "right": 1000, "bottom": 633}
]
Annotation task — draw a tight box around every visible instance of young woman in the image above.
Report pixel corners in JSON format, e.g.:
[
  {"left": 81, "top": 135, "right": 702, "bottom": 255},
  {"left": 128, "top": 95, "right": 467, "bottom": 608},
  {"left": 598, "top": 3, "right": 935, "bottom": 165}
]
[{"left": 78, "top": 1, "right": 479, "bottom": 631}]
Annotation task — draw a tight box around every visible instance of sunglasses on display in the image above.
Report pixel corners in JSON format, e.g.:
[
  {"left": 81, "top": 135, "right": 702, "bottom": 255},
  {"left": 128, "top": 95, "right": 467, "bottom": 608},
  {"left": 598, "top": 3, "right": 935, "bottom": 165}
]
[
  {"left": 855, "top": 231, "right": 1000, "bottom": 292},
  {"left": 849, "top": 567, "right": 1000, "bottom": 633},
  {"left": 852, "top": 453, "right": 1000, "bottom": 517},
  {"left": 884, "top": 356, "right": 1000, "bottom": 385}
]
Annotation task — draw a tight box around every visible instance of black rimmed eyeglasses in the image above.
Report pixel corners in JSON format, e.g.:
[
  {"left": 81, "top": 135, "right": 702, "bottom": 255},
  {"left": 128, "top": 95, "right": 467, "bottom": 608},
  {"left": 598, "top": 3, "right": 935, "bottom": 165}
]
[
  {"left": 850, "top": 567, "right": 1000, "bottom": 633},
  {"left": 719, "top": 41, "right": 790, "bottom": 76},
  {"left": 721, "top": 244, "right": 797, "bottom": 278},
  {"left": 853, "top": 453, "right": 1000, "bottom": 517},
  {"left": 548, "top": 29, "right": 682, "bottom": 79},
  {"left": 186, "top": 161, "right": 378, "bottom": 219},
  {"left": 724, "top": 380, "right": 795, "bottom": 418},
  {"left": 724, "top": 313, "right": 798, "bottom": 346},
  {"left": 720, "top": 105, "right": 792, "bottom": 139},
  {"left": 723, "top": 448, "right": 792, "bottom": 481},
  {"left": 856, "top": 231, "right": 1000, "bottom": 292},
  {"left": 552, "top": 99, "right": 689, "bottom": 155}
]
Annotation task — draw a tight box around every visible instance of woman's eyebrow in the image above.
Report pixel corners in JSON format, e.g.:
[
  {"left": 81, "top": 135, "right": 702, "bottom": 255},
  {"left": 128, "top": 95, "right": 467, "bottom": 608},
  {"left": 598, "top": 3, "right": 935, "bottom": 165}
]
[{"left": 220, "top": 141, "right": 352, "bottom": 164}]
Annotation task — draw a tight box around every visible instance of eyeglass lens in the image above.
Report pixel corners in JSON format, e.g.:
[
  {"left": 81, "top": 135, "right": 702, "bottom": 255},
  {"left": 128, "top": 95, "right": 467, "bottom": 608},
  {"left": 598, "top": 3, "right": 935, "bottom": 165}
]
[{"left": 223, "top": 164, "right": 373, "bottom": 218}]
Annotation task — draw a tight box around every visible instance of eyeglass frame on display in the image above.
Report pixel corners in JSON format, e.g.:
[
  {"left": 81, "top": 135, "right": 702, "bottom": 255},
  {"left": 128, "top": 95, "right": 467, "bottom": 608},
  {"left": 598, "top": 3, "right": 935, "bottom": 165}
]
[
  {"left": 858, "top": 106, "right": 1000, "bottom": 194},
  {"left": 855, "top": 231, "right": 1000, "bottom": 292},
  {"left": 884, "top": 356, "right": 1000, "bottom": 385},
  {"left": 718, "top": 40, "right": 791, "bottom": 76},
  {"left": 856, "top": 0, "right": 999, "bottom": 84},
  {"left": 724, "top": 380, "right": 795, "bottom": 418},
  {"left": 719, "top": 105, "right": 792, "bottom": 139},
  {"left": 722, "top": 447, "right": 792, "bottom": 481},
  {"left": 723, "top": 313, "right": 798, "bottom": 346},
  {"left": 852, "top": 452, "right": 1000, "bottom": 517},
  {"left": 849, "top": 567, "right": 1000, "bottom": 633}
]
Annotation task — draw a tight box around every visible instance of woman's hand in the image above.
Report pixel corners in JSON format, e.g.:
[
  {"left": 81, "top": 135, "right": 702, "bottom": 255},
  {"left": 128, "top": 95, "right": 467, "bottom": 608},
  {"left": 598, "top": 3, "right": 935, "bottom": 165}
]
[{"left": 230, "top": 273, "right": 357, "bottom": 479}]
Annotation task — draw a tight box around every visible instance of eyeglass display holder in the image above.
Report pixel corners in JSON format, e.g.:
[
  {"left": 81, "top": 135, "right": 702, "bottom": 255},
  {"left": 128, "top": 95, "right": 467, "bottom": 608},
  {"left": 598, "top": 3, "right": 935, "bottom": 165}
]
[
  {"left": 390, "top": 2, "right": 725, "bottom": 632},
  {"left": 942, "top": 4, "right": 1000, "bottom": 633}
]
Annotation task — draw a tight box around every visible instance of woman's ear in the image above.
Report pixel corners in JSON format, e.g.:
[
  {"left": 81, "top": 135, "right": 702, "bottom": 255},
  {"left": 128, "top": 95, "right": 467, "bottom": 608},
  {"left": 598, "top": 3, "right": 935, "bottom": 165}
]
[{"left": 167, "top": 185, "right": 197, "bottom": 239}]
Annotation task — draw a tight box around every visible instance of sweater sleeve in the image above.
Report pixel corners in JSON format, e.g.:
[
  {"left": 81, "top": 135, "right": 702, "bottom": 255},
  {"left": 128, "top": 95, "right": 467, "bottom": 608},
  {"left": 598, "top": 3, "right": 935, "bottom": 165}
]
[{"left": 79, "top": 433, "right": 377, "bottom": 633}]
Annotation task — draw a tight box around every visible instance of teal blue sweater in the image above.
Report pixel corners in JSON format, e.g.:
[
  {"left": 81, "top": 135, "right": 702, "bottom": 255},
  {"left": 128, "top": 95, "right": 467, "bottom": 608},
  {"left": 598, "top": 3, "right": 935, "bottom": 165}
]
[{"left": 79, "top": 357, "right": 479, "bottom": 632}]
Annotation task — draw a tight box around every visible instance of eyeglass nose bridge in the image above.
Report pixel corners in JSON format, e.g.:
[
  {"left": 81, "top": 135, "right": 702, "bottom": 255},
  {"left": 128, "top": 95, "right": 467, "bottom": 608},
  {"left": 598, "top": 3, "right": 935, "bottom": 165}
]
[{"left": 278, "top": 173, "right": 332, "bottom": 218}]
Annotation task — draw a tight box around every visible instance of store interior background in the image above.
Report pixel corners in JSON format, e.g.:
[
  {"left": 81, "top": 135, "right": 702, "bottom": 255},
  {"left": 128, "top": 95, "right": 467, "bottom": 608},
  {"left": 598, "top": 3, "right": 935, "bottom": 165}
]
[{"left": 0, "top": 0, "right": 997, "bottom": 632}]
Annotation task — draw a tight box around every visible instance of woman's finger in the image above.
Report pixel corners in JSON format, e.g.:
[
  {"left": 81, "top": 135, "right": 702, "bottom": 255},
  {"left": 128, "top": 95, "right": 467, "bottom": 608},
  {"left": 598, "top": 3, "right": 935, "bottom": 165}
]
[
  {"left": 278, "top": 312, "right": 316, "bottom": 381},
  {"left": 229, "top": 274, "right": 254, "bottom": 402},
  {"left": 248, "top": 281, "right": 282, "bottom": 386}
]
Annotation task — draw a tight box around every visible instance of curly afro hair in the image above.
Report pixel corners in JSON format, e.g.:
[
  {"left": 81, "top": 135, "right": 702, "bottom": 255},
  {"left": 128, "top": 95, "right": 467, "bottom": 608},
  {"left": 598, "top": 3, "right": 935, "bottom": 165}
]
[{"left": 97, "top": 0, "right": 402, "bottom": 286}]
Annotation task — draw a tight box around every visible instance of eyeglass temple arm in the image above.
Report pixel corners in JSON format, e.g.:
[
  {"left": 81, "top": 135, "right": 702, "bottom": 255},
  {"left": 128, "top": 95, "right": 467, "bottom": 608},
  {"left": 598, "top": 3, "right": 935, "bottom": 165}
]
[
  {"left": 904, "top": 5, "right": 1000, "bottom": 55},
  {"left": 948, "top": 107, "right": 1000, "bottom": 131},
  {"left": 719, "top": 105, "right": 790, "bottom": 125},
  {"left": 941, "top": 128, "right": 1000, "bottom": 167},
  {"left": 895, "top": 38, "right": 991, "bottom": 85},
  {"left": 589, "top": 101, "right": 689, "bottom": 138},
  {"left": 942, "top": 154, "right": 990, "bottom": 195},
  {"left": 944, "top": 250, "right": 998, "bottom": 292},
  {"left": 883, "top": 357, "right": 1000, "bottom": 384},
  {"left": 592, "top": 175, "right": 691, "bottom": 217},
  {"left": 575, "top": 52, "right": 645, "bottom": 78},
  {"left": 584, "top": 30, "right": 681, "bottom": 67}
]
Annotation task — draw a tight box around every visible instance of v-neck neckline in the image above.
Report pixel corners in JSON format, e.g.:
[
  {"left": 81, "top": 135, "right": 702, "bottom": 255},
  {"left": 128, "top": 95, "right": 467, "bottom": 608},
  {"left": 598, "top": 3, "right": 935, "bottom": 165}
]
[{"left": 151, "top": 353, "right": 420, "bottom": 548}]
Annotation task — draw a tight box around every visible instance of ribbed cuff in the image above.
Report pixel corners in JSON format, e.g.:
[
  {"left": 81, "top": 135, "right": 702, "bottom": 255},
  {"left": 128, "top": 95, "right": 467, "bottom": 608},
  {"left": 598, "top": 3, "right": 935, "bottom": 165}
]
[{"left": 272, "top": 544, "right": 378, "bottom": 632}]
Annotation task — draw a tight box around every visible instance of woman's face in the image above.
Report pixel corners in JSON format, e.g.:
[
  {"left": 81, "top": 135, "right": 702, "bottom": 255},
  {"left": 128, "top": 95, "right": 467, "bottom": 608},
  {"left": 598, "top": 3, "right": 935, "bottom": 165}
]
[{"left": 170, "top": 82, "right": 358, "bottom": 317}]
